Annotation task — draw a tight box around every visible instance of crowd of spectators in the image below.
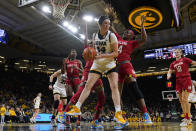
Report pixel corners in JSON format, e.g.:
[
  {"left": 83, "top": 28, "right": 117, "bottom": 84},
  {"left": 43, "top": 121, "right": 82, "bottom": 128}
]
[{"left": 1, "top": 67, "right": 196, "bottom": 123}]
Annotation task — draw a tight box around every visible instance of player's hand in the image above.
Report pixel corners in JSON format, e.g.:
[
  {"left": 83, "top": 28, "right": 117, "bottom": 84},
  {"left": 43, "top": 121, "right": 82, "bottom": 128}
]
[
  {"left": 141, "top": 15, "right": 146, "bottom": 26},
  {"left": 67, "top": 0, "right": 71, "bottom": 4},
  {"left": 49, "top": 85, "right": 53, "bottom": 90},
  {"left": 167, "top": 74, "right": 171, "bottom": 80},
  {"left": 95, "top": 54, "right": 104, "bottom": 59}
]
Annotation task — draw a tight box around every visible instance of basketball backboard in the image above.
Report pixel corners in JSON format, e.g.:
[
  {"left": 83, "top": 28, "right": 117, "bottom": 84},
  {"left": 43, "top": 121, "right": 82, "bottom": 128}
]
[
  {"left": 18, "top": 0, "right": 39, "bottom": 7},
  {"left": 162, "top": 90, "right": 178, "bottom": 101}
]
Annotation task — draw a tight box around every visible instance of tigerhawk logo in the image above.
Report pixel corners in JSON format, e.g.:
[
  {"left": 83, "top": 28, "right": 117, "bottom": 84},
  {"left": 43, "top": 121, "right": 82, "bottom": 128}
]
[{"left": 128, "top": 6, "right": 163, "bottom": 29}]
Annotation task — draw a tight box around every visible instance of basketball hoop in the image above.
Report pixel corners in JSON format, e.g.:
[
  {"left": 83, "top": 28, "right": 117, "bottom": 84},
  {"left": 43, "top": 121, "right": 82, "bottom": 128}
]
[
  {"left": 168, "top": 97, "right": 173, "bottom": 102},
  {"left": 50, "top": 0, "right": 70, "bottom": 20},
  {"left": 167, "top": 95, "right": 173, "bottom": 102}
]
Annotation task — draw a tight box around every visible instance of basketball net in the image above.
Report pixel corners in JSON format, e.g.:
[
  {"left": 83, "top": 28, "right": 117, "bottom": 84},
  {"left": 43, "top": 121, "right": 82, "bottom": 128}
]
[
  {"left": 168, "top": 96, "right": 173, "bottom": 102},
  {"left": 50, "top": 0, "right": 69, "bottom": 20}
]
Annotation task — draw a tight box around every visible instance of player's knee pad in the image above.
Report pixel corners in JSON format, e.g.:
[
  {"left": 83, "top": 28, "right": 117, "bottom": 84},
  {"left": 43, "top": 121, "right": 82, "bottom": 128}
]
[
  {"left": 54, "top": 100, "right": 59, "bottom": 109},
  {"left": 129, "top": 81, "right": 144, "bottom": 100}
]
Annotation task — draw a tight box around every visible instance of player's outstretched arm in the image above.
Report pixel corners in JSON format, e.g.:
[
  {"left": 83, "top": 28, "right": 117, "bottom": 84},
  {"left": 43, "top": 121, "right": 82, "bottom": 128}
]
[
  {"left": 167, "top": 69, "right": 173, "bottom": 80},
  {"left": 138, "top": 15, "right": 147, "bottom": 46},
  {"left": 49, "top": 70, "right": 61, "bottom": 90}
]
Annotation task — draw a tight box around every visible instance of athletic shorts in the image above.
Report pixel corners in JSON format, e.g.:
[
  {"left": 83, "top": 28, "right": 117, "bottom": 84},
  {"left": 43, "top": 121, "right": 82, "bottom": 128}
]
[
  {"left": 53, "top": 85, "right": 67, "bottom": 98},
  {"left": 176, "top": 77, "right": 192, "bottom": 93},
  {"left": 188, "top": 93, "right": 196, "bottom": 103},
  {"left": 34, "top": 103, "right": 40, "bottom": 109},
  {"left": 66, "top": 77, "right": 81, "bottom": 88},
  {"left": 118, "top": 62, "right": 136, "bottom": 83},
  {"left": 81, "top": 68, "right": 103, "bottom": 90},
  {"left": 90, "top": 61, "right": 117, "bottom": 76}
]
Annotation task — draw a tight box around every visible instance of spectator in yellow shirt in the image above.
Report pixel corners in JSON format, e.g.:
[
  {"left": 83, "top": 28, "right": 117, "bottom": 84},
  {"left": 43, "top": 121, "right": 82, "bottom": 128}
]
[
  {"left": 10, "top": 107, "right": 16, "bottom": 123},
  {"left": 1, "top": 104, "right": 6, "bottom": 124}
]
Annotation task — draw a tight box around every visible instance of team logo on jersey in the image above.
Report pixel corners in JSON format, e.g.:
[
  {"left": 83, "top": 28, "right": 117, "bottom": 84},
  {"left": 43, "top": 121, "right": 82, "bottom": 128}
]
[{"left": 128, "top": 6, "right": 163, "bottom": 29}]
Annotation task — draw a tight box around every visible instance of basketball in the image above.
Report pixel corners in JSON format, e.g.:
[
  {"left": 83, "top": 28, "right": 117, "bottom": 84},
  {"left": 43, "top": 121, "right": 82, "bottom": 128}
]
[{"left": 83, "top": 47, "right": 97, "bottom": 60}]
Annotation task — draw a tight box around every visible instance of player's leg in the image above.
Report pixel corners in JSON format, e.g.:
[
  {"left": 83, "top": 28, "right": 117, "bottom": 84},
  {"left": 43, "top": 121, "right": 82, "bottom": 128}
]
[
  {"left": 118, "top": 80, "right": 125, "bottom": 109},
  {"left": 66, "top": 79, "right": 74, "bottom": 103},
  {"left": 107, "top": 71, "right": 128, "bottom": 128},
  {"left": 66, "top": 73, "right": 100, "bottom": 115},
  {"left": 91, "top": 80, "right": 105, "bottom": 129},
  {"left": 128, "top": 77, "right": 152, "bottom": 124},
  {"left": 32, "top": 108, "right": 39, "bottom": 122},
  {"left": 178, "top": 93, "right": 186, "bottom": 117},
  {"left": 51, "top": 93, "right": 61, "bottom": 126},
  {"left": 73, "top": 78, "right": 81, "bottom": 93},
  {"left": 180, "top": 90, "right": 191, "bottom": 126}
]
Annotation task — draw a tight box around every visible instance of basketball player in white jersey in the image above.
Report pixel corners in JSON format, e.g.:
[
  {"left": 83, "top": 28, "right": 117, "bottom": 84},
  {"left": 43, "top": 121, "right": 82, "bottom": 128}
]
[
  {"left": 188, "top": 80, "right": 196, "bottom": 106},
  {"left": 49, "top": 60, "right": 67, "bottom": 127},
  {"left": 66, "top": 15, "right": 128, "bottom": 129},
  {"left": 30, "top": 92, "right": 42, "bottom": 123}
]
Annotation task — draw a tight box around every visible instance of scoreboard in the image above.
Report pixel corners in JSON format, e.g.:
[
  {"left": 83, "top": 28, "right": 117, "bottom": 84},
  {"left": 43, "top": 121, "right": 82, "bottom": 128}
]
[{"left": 144, "top": 43, "right": 196, "bottom": 59}]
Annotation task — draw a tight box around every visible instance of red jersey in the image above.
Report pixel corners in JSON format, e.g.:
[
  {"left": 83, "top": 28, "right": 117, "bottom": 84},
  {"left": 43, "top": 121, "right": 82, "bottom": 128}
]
[
  {"left": 65, "top": 59, "right": 80, "bottom": 77},
  {"left": 169, "top": 57, "right": 192, "bottom": 78},
  {"left": 114, "top": 32, "right": 139, "bottom": 62}
]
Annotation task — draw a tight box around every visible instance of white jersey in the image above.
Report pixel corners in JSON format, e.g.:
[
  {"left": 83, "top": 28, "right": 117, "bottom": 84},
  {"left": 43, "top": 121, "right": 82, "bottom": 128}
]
[
  {"left": 93, "top": 31, "right": 118, "bottom": 66},
  {"left": 54, "top": 74, "right": 66, "bottom": 88},
  {"left": 35, "top": 96, "right": 41, "bottom": 105}
]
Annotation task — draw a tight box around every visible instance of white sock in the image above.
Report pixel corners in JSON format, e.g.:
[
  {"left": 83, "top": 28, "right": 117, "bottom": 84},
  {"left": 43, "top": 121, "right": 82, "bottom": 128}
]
[
  {"left": 76, "top": 102, "right": 82, "bottom": 109},
  {"left": 115, "top": 105, "right": 121, "bottom": 112}
]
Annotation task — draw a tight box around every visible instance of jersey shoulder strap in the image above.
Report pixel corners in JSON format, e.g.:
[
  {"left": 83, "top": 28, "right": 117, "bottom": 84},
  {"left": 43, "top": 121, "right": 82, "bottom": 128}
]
[{"left": 109, "top": 31, "right": 112, "bottom": 43}]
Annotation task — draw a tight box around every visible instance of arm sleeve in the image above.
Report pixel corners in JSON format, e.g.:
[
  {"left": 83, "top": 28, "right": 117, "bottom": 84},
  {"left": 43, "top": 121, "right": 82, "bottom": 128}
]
[
  {"left": 110, "top": 33, "right": 118, "bottom": 44},
  {"left": 184, "top": 57, "right": 193, "bottom": 64}
]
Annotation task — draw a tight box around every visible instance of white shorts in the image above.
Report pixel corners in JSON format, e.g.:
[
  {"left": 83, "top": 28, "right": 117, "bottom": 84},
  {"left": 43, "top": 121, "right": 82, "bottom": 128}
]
[
  {"left": 34, "top": 103, "right": 40, "bottom": 109},
  {"left": 53, "top": 85, "right": 67, "bottom": 98},
  {"left": 188, "top": 93, "right": 196, "bottom": 103},
  {"left": 90, "top": 60, "right": 116, "bottom": 75}
]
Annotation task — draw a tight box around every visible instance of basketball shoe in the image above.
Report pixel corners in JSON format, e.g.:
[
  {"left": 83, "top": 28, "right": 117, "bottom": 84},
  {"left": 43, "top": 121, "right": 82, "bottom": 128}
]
[{"left": 66, "top": 106, "right": 81, "bottom": 115}]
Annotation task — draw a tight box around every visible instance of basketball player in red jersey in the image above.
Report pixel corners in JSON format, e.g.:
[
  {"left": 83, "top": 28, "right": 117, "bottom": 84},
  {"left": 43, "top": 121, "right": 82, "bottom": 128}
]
[
  {"left": 64, "top": 49, "right": 83, "bottom": 102},
  {"left": 167, "top": 49, "right": 196, "bottom": 127},
  {"left": 107, "top": 6, "right": 152, "bottom": 124},
  {"left": 64, "top": 23, "right": 105, "bottom": 129}
]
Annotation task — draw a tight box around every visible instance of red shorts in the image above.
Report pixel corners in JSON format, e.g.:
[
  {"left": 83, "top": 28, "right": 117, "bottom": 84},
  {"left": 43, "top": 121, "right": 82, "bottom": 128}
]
[
  {"left": 81, "top": 68, "right": 103, "bottom": 90},
  {"left": 118, "top": 62, "right": 136, "bottom": 83},
  {"left": 176, "top": 77, "right": 192, "bottom": 93},
  {"left": 66, "top": 77, "right": 81, "bottom": 88}
]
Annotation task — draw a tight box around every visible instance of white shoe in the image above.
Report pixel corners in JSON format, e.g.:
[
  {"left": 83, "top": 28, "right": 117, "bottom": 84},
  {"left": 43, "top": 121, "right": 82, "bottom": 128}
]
[
  {"left": 33, "top": 119, "right": 36, "bottom": 123},
  {"left": 30, "top": 118, "right": 34, "bottom": 123},
  {"left": 51, "top": 119, "right": 57, "bottom": 127},
  {"left": 180, "top": 119, "right": 192, "bottom": 127}
]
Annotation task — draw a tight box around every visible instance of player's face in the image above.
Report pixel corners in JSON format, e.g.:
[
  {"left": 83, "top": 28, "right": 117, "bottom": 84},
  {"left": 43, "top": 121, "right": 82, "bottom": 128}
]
[
  {"left": 101, "top": 19, "right": 110, "bottom": 31},
  {"left": 123, "top": 30, "right": 133, "bottom": 40},
  {"left": 174, "top": 50, "right": 182, "bottom": 58},
  {"left": 38, "top": 93, "right": 42, "bottom": 97},
  {"left": 70, "top": 50, "right": 77, "bottom": 58}
]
